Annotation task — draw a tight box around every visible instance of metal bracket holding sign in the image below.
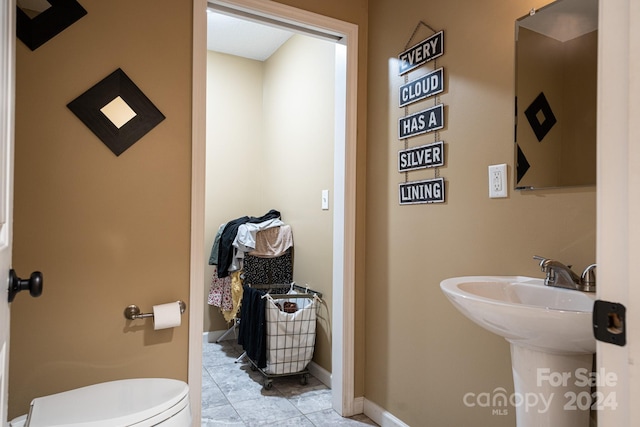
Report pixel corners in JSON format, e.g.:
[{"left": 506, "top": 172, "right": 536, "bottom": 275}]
[{"left": 593, "top": 300, "right": 626, "bottom": 346}]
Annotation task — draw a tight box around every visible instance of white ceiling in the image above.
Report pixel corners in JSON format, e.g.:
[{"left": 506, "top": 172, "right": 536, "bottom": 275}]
[
  {"left": 518, "top": 0, "right": 598, "bottom": 42},
  {"left": 207, "top": 10, "right": 294, "bottom": 61}
]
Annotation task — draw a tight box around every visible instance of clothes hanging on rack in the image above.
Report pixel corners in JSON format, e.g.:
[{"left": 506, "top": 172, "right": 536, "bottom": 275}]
[
  {"left": 229, "top": 218, "right": 284, "bottom": 273},
  {"left": 249, "top": 224, "right": 293, "bottom": 258},
  {"left": 217, "top": 209, "right": 281, "bottom": 278},
  {"left": 238, "top": 285, "right": 267, "bottom": 368},
  {"left": 207, "top": 265, "right": 232, "bottom": 311},
  {"left": 208, "top": 223, "right": 226, "bottom": 266},
  {"left": 243, "top": 249, "right": 293, "bottom": 285}
]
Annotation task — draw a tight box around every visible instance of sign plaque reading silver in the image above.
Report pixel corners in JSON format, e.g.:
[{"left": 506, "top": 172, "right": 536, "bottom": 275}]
[
  {"left": 398, "top": 141, "right": 444, "bottom": 172},
  {"left": 398, "top": 31, "right": 444, "bottom": 76},
  {"left": 399, "top": 177, "right": 445, "bottom": 205},
  {"left": 399, "top": 68, "right": 444, "bottom": 108},
  {"left": 398, "top": 104, "right": 444, "bottom": 139}
]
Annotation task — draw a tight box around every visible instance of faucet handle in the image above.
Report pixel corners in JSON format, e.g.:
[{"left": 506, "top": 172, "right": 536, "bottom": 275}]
[{"left": 533, "top": 255, "right": 549, "bottom": 270}]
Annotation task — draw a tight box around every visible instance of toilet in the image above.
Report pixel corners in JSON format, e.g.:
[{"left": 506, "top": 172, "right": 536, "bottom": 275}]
[{"left": 9, "top": 378, "right": 191, "bottom": 427}]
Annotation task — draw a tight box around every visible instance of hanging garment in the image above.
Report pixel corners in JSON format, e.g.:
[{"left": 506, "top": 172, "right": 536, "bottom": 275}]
[
  {"left": 249, "top": 225, "right": 294, "bottom": 258},
  {"left": 238, "top": 285, "right": 267, "bottom": 368},
  {"left": 207, "top": 265, "right": 232, "bottom": 311},
  {"left": 229, "top": 218, "right": 284, "bottom": 272},
  {"left": 208, "top": 223, "right": 226, "bottom": 265},
  {"left": 223, "top": 271, "right": 244, "bottom": 322},
  {"left": 243, "top": 249, "right": 293, "bottom": 285},
  {"left": 217, "top": 209, "right": 281, "bottom": 278}
]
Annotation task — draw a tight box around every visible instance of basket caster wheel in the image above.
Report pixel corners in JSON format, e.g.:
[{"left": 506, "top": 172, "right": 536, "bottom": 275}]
[
  {"left": 264, "top": 380, "right": 273, "bottom": 390},
  {"left": 301, "top": 373, "right": 309, "bottom": 385}
]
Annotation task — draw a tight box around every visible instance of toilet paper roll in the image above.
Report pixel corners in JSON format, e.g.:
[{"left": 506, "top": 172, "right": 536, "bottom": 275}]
[{"left": 153, "top": 301, "right": 182, "bottom": 330}]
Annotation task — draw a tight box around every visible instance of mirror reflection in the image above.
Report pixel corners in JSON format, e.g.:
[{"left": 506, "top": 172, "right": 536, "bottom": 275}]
[
  {"left": 515, "top": 0, "right": 598, "bottom": 190},
  {"left": 17, "top": 0, "right": 52, "bottom": 19}
]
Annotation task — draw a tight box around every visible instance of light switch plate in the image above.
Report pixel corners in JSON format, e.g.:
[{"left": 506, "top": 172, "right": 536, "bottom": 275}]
[{"left": 321, "top": 189, "right": 329, "bottom": 210}]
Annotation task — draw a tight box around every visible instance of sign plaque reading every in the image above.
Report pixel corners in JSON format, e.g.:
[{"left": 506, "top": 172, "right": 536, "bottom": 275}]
[
  {"left": 398, "top": 104, "right": 444, "bottom": 139},
  {"left": 398, "top": 141, "right": 444, "bottom": 172},
  {"left": 398, "top": 31, "right": 444, "bottom": 76},
  {"left": 399, "top": 177, "right": 445, "bottom": 205},
  {"left": 399, "top": 67, "right": 444, "bottom": 108}
]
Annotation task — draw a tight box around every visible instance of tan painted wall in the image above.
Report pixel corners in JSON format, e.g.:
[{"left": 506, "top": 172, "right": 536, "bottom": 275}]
[
  {"left": 365, "top": 0, "right": 595, "bottom": 425},
  {"left": 204, "top": 51, "right": 265, "bottom": 333},
  {"left": 204, "top": 35, "right": 335, "bottom": 371},
  {"left": 10, "top": 0, "right": 192, "bottom": 419}
]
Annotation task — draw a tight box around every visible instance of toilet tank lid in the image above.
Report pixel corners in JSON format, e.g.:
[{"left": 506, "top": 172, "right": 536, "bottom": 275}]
[{"left": 26, "top": 378, "right": 189, "bottom": 427}]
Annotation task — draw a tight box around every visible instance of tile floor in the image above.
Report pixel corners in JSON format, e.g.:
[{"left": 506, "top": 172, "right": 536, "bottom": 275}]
[{"left": 201, "top": 340, "right": 378, "bottom": 426}]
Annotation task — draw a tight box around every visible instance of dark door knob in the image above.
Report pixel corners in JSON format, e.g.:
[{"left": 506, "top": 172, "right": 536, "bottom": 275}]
[{"left": 8, "top": 269, "right": 43, "bottom": 302}]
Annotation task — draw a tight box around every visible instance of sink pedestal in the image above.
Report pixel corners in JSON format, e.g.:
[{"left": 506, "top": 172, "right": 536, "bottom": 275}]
[{"left": 510, "top": 344, "right": 593, "bottom": 427}]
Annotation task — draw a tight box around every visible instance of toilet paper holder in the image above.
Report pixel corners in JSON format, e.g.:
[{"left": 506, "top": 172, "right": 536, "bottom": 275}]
[{"left": 124, "top": 300, "right": 187, "bottom": 320}]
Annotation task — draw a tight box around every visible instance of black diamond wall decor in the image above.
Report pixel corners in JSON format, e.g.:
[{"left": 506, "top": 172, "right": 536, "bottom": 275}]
[
  {"left": 524, "top": 92, "right": 557, "bottom": 142},
  {"left": 17, "top": 0, "right": 87, "bottom": 51},
  {"left": 516, "top": 144, "right": 531, "bottom": 184},
  {"left": 67, "top": 68, "right": 165, "bottom": 156}
]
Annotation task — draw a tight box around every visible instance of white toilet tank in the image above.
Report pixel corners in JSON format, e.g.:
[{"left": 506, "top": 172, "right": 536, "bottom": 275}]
[{"left": 10, "top": 378, "right": 191, "bottom": 427}]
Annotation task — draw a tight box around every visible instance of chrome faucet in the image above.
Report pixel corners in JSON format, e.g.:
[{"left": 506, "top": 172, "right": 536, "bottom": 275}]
[{"left": 533, "top": 256, "right": 596, "bottom": 292}]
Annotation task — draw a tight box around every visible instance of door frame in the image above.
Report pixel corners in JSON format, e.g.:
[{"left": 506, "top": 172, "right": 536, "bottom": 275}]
[
  {"left": 0, "top": 0, "right": 15, "bottom": 424},
  {"left": 596, "top": 0, "right": 640, "bottom": 424},
  {"left": 188, "top": 0, "right": 359, "bottom": 423}
]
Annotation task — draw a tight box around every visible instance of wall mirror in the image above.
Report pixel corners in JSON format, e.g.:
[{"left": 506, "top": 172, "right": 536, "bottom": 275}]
[{"left": 514, "top": 0, "right": 598, "bottom": 190}]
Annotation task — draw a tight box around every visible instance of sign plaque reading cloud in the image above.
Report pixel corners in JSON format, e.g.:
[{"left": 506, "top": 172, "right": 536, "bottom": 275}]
[{"left": 399, "top": 67, "right": 444, "bottom": 108}]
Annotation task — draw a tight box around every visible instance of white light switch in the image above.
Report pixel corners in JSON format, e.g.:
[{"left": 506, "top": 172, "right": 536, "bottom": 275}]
[{"left": 321, "top": 189, "right": 329, "bottom": 210}]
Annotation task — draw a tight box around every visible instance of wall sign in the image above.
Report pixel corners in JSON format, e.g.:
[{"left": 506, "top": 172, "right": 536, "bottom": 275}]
[
  {"left": 399, "top": 177, "right": 445, "bottom": 205},
  {"left": 399, "top": 67, "right": 444, "bottom": 108},
  {"left": 398, "top": 30, "right": 444, "bottom": 76},
  {"left": 398, "top": 141, "right": 444, "bottom": 172},
  {"left": 397, "top": 22, "right": 446, "bottom": 206},
  {"left": 398, "top": 104, "right": 444, "bottom": 139}
]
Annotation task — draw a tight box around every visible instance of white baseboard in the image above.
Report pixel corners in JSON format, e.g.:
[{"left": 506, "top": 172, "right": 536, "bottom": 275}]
[
  {"left": 364, "top": 398, "right": 410, "bottom": 427},
  {"left": 307, "top": 361, "right": 331, "bottom": 387}
]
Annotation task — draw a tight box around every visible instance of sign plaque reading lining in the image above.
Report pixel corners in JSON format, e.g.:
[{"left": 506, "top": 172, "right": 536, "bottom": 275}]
[
  {"left": 398, "top": 31, "right": 444, "bottom": 76},
  {"left": 398, "top": 141, "right": 444, "bottom": 172},
  {"left": 398, "top": 104, "right": 444, "bottom": 140},
  {"left": 399, "top": 177, "right": 445, "bottom": 205},
  {"left": 399, "top": 67, "right": 444, "bottom": 108}
]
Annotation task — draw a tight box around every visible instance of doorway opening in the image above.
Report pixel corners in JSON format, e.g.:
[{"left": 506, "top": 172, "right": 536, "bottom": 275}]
[{"left": 189, "top": 0, "right": 358, "bottom": 424}]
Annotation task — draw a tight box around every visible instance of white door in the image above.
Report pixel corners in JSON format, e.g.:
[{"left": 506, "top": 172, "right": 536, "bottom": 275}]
[{"left": 0, "top": 1, "right": 15, "bottom": 425}]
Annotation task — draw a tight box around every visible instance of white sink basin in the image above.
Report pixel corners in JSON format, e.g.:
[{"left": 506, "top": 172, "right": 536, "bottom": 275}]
[{"left": 440, "top": 276, "right": 596, "bottom": 354}]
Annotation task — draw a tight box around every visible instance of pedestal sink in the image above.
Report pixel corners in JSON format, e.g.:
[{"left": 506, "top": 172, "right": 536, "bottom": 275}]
[{"left": 440, "top": 276, "right": 596, "bottom": 427}]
